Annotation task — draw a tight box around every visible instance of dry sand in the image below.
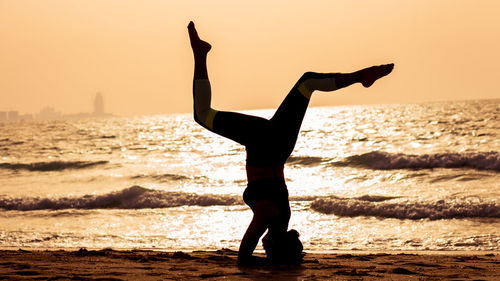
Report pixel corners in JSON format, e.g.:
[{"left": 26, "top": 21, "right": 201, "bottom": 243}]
[{"left": 0, "top": 248, "right": 498, "bottom": 280}]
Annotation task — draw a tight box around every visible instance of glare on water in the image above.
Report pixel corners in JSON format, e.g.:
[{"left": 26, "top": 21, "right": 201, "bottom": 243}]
[{"left": 0, "top": 99, "right": 499, "bottom": 251}]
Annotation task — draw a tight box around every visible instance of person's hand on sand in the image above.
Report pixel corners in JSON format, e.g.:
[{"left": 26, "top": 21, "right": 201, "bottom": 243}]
[{"left": 237, "top": 255, "right": 268, "bottom": 267}]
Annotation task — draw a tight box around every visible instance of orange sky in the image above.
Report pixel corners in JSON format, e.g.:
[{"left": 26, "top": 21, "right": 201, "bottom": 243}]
[{"left": 1, "top": 0, "right": 499, "bottom": 116}]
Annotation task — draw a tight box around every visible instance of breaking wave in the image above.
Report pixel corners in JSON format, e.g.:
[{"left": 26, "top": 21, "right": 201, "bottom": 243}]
[
  {"left": 286, "top": 155, "right": 328, "bottom": 166},
  {"left": 310, "top": 196, "right": 500, "bottom": 220},
  {"left": 0, "top": 160, "right": 108, "bottom": 172},
  {"left": 333, "top": 151, "right": 500, "bottom": 171},
  {"left": 0, "top": 186, "right": 241, "bottom": 211},
  {"left": 130, "top": 173, "right": 191, "bottom": 182},
  {"left": 289, "top": 194, "right": 398, "bottom": 202}
]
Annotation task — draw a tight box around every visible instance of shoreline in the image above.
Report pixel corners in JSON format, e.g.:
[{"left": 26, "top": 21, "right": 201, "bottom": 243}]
[
  {"left": 2, "top": 247, "right": 499, "bottom": 256},
  {"left": 0, "top": 248, "right": 498, "bottom": 280}
]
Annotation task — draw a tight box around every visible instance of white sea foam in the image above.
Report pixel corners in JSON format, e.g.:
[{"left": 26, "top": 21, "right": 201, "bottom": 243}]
[
  {"left": 0, "top": 186, "right": 241, "bottom": 211},
  {"left": 286, "top": 155, "right": 327, "bottom": 166},
  {"left": 130, "top": 173, "right": 191, "bottom": 182},
  {"left": 334, "top": 151, "right": 500, "bottom": 171},
  {"left": 310, "top": 196, "right": 500, "bottom": 220},
  {"left": 0, "top": 160, "right": 108, "bottom": 171}
]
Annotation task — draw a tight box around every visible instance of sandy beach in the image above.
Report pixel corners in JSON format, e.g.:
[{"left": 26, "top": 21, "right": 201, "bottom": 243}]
[{"left": 0, "top": 249, "right": 498, "bottom": 280}]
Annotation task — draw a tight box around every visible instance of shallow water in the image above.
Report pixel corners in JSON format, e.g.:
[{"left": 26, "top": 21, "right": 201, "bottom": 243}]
[{"left": 1, "top": 99, "right": 499, "bottom": 251}]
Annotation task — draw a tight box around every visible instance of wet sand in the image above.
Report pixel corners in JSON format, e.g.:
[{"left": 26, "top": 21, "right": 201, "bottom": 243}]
[{"left": 0, "top": 248, "right": 498, "bottom": 280}]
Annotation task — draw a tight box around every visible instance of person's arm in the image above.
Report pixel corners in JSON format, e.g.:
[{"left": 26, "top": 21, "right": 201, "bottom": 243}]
[
  {"left": 238, "top": 200, "right": 280, "bottom": 265},
  {"left": 237, "top": 214, "right": 268, "bottom": 265}
]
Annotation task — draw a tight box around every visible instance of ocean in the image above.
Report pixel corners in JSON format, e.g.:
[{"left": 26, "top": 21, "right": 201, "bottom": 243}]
[{"left": 1, "top": 99, "right": 499, "bottom": 252}]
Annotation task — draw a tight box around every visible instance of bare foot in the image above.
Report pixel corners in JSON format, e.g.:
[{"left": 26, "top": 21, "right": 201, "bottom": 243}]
[
  {"left": 361, "top": 64, "right": 394, "bottom": 88},
  {"left": 188, "top": 21, "right": 211, "bottom": 56}
]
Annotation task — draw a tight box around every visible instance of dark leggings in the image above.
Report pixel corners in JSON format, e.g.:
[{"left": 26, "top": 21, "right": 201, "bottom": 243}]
[
  {"left": 197, "top": 76, "right": 312, "bottom": 225},
  {"left": 208, "top": 79, "right": 310, "bottom": 167}
]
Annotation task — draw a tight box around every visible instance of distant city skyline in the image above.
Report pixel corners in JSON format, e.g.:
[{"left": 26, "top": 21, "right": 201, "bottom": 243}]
[{"left": 0, "top": 93, "right": 111, "bottom": 122}]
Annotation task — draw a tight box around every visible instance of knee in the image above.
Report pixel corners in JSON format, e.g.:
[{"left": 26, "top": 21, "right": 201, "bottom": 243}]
[
  {"left": 297, "top": 72, "right": 318, "bottom": 86},
  {"left": 193, "top": 112, "right": 203, "bottom": 126},
  {"left": 300, "top": 72, "right": 314, "bottom": 81}
]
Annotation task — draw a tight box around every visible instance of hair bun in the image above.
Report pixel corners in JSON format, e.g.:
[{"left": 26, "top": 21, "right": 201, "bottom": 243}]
[{"left": 287, "top": 229, "right": 300, "bottom": 238}]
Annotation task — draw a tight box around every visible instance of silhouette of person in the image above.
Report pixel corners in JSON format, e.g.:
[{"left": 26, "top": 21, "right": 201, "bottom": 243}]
[{"left": 188, "top": 21, "right": 393, "bottom": 265}]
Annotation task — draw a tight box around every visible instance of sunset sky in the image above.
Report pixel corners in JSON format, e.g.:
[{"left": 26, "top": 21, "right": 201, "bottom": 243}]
[{"left": 1, "top": 0, "right": 499, "bottom": 116}]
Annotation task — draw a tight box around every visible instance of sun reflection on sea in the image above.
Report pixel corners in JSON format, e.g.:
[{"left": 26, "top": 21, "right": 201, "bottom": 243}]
[{"left": 0, "top": 100, "right": 499, "bottom": 251}]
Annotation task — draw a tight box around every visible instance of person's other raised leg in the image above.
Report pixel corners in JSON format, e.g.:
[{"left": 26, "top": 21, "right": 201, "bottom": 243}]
[
  {"left": 269, "top": 83, "right": 310, "bottom": 162},
  {"left": 297, "top": 64, "right": 394, "bottom": 99},
  {"left": 188, "top": 22, "right": 269, "bottom": 146},
  {"left": 188, "top": 21, "right": 215, "bottom": 130},
  {"left": 270, "top": 64, "right": 394, "bottom": 161},
  {"left": 188, "top": 21, "right": 211, "bottom": 80}
]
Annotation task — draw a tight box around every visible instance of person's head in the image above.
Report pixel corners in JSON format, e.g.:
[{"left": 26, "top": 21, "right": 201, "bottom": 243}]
[{"left": 262, "top": 229, "right": 303, "bottom": 265}]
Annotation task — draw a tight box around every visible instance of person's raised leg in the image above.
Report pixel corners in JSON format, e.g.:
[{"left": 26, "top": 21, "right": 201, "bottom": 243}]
[
  {"left": 188, "top": 22, "right": 269, "bottom": 146},
  {"left": 188, "top": 21, "right": 215, "bottom": 130},
  {"left": 297, "top": 64, "right": 394, "bottom": 98},
  {"left": 188, "top": 21, "right": 211, "bottom": 80},
  {"left": 270, "top": 64, "right": 394, "bottom": 161}
]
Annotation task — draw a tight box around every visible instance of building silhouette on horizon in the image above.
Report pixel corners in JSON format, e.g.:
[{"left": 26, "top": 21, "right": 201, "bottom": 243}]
[
  {"left": 93, "top": 92, "right": 104, "bottom": 116},
  {"left": 1, "top": 92, "right": 113, "bottom": 122}
]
